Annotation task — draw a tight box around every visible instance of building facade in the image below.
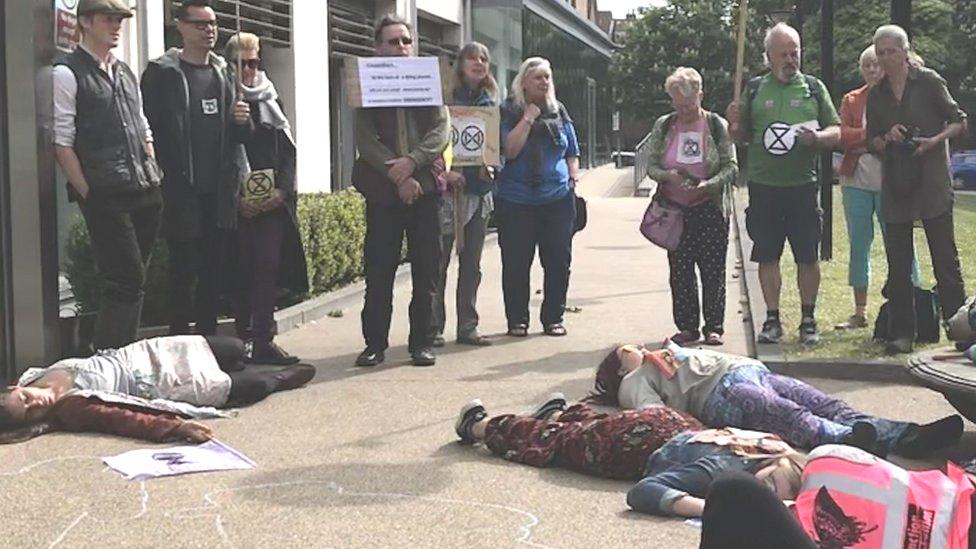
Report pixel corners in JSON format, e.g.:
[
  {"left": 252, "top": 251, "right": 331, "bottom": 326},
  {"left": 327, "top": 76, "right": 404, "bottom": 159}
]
[
  {"left": 1, "top": 0, "right": 331, "bottom": 382},
  {"left": 472, "top": 0, "right": 614, "bottom": 168}
]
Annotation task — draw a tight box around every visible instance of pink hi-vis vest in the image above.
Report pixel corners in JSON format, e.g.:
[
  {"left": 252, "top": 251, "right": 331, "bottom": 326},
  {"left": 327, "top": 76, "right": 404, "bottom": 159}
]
[{"left": 794, "top": 445, "right": 973, "bottom": 549}]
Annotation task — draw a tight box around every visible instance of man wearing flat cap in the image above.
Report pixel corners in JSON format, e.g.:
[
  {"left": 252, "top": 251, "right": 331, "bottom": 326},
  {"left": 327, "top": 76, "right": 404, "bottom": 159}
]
[{"left": 53, "top": 0, "right": 164, "bottom": 350}]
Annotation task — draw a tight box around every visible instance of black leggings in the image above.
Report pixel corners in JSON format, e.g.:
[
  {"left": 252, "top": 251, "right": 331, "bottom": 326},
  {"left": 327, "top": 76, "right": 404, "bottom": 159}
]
[
  {"left": 699, "top": 472, "right": 816, "bottom": 549},
  {"left": 204, "top": 336, "right": 279, "bottom": 406}
]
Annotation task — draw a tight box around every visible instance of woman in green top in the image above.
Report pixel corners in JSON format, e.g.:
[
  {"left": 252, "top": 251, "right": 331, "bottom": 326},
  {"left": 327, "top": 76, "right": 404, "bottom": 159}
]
[{"left": 645, "top": 67, "right": 738, "bottom": 345}]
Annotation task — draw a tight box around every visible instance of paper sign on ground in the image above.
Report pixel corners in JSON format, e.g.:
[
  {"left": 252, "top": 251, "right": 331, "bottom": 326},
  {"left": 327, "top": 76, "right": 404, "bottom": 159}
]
[
  {"left": 448, "top": 106, "right": 500, "bottom": 167},
  {"left": 345, "top": 57, "right": 445, "bottom": 108},
  {"left": 103, "top": 439, "right": 255, "bottom": 481}
]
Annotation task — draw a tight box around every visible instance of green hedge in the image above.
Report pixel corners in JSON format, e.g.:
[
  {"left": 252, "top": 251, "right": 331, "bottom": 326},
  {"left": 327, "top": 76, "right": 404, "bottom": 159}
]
[{"left": 65, "top": 190, "right": 368, "bottom": 325}]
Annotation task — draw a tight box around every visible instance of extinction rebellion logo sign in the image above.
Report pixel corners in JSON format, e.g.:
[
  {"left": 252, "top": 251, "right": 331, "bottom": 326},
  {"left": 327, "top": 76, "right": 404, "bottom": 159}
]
[{"left": 763, "top": 121, "right": 794, "bottom": 156}]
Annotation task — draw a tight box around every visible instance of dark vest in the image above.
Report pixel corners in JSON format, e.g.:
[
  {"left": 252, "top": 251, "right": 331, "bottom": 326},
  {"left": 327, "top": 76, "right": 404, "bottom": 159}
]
[{"left": 56, "top": 49, "right": 162, "bottom": 196}]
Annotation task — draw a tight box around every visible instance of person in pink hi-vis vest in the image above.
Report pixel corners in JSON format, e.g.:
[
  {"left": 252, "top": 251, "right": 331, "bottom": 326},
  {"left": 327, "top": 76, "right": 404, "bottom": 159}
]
[{"left": 698, "top": 445, "right": 975, "bottom": 549}]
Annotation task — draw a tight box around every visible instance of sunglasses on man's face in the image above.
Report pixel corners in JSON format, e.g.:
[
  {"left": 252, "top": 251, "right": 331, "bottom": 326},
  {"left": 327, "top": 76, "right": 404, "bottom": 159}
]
[
  {"left": 182, "top": 19, "right": 217, "bottom": 31},
  {"left": 386, "top": 36, "right": 413, "bottom": 47},
  {"left": 240, "top": 58, "right": 261, "bottom": 70}
]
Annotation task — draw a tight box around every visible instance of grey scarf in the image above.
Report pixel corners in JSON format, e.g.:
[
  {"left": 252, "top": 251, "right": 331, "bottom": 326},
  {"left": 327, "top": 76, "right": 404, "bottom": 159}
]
[{"left": 240, "top": 71, "right": 292, "bottom": 140}]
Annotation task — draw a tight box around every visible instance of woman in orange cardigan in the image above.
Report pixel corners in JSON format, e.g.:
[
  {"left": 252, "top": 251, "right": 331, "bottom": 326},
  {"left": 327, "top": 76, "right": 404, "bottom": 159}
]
[{"left": 835, "top": 45, "right": 918, "bottom": 330}]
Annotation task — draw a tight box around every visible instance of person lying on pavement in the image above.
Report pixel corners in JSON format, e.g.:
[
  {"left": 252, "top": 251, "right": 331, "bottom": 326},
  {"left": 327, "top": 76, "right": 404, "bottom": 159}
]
[{"left": 0, "top": 335, "right": 314, "bottom": 444}]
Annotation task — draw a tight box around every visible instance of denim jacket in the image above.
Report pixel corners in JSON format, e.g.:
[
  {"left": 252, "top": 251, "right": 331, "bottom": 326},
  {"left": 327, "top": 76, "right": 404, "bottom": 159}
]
[{"left": 627, "top": 430, "right": 767, "bottom": 516}]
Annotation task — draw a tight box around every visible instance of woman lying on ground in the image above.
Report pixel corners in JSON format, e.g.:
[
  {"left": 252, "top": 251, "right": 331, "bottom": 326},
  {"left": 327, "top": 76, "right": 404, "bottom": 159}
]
[
  {"left": 454, "top": 393, "right": 702, "bottom": 480},
  {"left": 592, "top": 340, "right": 963, "bottom": 457},
  {"left": 0, "top": 335, "right": 315, "bottom": 444},
  {"left": 454, "top": 395, "right": 805, "bottom": 518}
]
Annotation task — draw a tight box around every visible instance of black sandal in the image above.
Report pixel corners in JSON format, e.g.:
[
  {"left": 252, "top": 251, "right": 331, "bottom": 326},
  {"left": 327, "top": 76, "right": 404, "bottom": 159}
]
[
  {"left": 507, "top": 324, "right": 529, "bottom": 337},
  {"left": 544, "top": 323, "right": 567, "bottom": 337}
]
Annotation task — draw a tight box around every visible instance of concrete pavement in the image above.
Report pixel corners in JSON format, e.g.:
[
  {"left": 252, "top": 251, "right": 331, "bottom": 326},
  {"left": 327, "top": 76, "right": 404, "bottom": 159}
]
[{"left": 1, "top": 166, "right": 970, "bottom": 548}]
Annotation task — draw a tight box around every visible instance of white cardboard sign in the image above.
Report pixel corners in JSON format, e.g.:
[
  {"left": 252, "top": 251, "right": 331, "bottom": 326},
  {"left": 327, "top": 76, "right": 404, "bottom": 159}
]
[{"left": 353, "top": 57, "right": 444, "bottom": 108}]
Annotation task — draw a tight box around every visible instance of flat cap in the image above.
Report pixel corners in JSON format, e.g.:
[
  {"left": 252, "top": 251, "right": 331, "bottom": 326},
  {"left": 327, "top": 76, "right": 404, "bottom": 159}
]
[{"left": 78, "top": 0, "right": 134, "bottom": 18}]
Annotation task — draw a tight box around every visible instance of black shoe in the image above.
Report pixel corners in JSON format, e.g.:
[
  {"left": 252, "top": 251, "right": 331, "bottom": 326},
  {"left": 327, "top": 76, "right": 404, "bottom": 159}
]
[
  {"left": 248, "top": 341, "right": 301, "bottom": 366},
  {"left": 843, "top": 421, "right": 879, "bottom": 455},
  {"left": 432, "top": 335, "right": 446, "bottom": 348},
  {"left": 544, "top": 323, "right": 567, "bottom": 337},
  {"left": 355, "top": 348, "right": 385, "bottom": 367},
  {"left": 507, "top": 323, "right": 529, "bottom": 337},
  {"left": 455, "top": 399, "right": 487, "bottom": 443},
  {"left": 530, "top": 392, "right": 567, "bottom": 420},
  {"left": 457, "top": 333, "right": 492, "bottom": 346},
  {"left": 411, "top": 348, "right": 436, "bottom": 367},
  {"left": 272, "top": 364, "right": 316, "bottom": 391},
  {"left": 895, "top": 415, "right": 964, "bottom": 458}
]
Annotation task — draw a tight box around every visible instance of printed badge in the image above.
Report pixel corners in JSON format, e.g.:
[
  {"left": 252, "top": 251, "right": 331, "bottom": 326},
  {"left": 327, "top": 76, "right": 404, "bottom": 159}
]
[
  {"left": 677, "top": 131, "right": 704, "bottom": 164},
  {"left": 201, "top": 98, "right": 218, "bottom": 115}
]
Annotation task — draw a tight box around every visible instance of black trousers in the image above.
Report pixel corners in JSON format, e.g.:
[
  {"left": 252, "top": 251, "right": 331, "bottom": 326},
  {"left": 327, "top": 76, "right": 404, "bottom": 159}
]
[
  {"left": 204, "top": 335, "right": 282, "bottom": 406},
  {"left": 496, "top": 192, "right": 575, "bottom": 328},
  {"left": 167, "top": 193, "right": 223, "bottom": 336},
  {"left": 78, "top": 188, "right": 162, "bottom": 350},
  {"left": 668, "top": 202, "right": 729, "bottom": 335},
  {"left": 884, "top": 208, "right": 966, "bottom": 339},
  {"left": 699, "top": 472, "right": 816, "bottom": 549},
  {"left": 361, "top": 194, "right": 442, "bottom": 353}
]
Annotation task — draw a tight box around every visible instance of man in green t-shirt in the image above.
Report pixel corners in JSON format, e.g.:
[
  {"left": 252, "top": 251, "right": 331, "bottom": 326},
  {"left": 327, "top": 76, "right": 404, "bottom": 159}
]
[{"left": 726, "top": 23, "right": 840, "bottom": 346}]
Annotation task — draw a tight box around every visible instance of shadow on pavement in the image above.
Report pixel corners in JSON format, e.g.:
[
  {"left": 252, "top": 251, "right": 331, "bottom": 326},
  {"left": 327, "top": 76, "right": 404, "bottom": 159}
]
[{"left": 237, "top": 460, "right": 452, "bottom": 507}]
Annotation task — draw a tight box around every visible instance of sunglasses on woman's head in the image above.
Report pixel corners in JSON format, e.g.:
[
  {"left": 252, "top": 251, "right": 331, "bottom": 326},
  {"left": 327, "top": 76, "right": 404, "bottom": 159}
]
[
  {"left": 240, "top": 58, "right": 261, "bottom": 69},
  {"left": 386, "top": 36, "right": 413, "bottom": 47}
]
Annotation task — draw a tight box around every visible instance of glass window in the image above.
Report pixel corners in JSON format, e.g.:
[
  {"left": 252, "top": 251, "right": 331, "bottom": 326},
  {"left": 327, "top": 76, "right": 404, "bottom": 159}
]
[{"left": 522, "top": 9, "right": 612, "bottom": 167}]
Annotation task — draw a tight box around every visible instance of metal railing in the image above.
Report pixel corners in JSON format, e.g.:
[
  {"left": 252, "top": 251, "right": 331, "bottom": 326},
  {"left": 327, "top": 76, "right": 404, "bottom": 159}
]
[{"left": 633, "top": 131, "right": 654, "bottom": 195}]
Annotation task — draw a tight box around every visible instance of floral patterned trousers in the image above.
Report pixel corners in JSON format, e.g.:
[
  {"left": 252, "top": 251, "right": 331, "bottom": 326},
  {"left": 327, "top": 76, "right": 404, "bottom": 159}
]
[{"left": 483, "top": 404, "right": 702, "bottom": 480}]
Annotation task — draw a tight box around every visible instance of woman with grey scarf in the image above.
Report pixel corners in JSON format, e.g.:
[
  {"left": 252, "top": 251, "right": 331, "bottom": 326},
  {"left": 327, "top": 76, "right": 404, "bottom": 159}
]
[
  {"left": 496, "top": 57, "right": 581, "bottom": 337},
  {"left": 225, "top": 33, "right": 308, "bottom": 365}
]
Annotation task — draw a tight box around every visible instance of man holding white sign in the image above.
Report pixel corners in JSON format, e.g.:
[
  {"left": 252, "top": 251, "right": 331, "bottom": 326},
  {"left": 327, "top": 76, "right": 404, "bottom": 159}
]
[
  {"left": 352, "top": 14, "right": 449, "bottom": 368},
  {"left": 726, "top": 23, "right": 839, "bottom": 346}
]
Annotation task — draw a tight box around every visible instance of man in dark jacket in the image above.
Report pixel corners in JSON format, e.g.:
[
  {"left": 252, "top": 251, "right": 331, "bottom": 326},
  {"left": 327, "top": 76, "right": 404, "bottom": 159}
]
[
  {"left": 140, "top": 0, "right": 252, "bottom": 336},
  {"left": 53, "top": 0, "right": 163, "bottom": 350},
  {"left": 353, "top": 14, "right": 449, "bottom": 367}
]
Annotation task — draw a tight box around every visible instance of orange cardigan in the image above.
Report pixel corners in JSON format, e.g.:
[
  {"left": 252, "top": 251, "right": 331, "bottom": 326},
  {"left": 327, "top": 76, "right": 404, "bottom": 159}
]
[{"left": 838, "top": 85, "right": 871, "bottom": 177}]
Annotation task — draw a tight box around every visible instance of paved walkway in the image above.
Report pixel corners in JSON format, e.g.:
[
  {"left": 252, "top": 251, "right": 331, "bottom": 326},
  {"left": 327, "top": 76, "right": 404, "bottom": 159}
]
[{"left": 1, "top": 166, "right": 967, "bottom": 547}]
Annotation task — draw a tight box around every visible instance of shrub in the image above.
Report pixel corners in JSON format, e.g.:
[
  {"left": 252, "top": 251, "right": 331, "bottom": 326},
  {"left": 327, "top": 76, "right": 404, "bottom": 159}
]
[
  {"left": 64, "top": 189, "right": 371, "bottom": 325},
  {"left": 297, "top": 190, "right": 368, "bottom": 294}
]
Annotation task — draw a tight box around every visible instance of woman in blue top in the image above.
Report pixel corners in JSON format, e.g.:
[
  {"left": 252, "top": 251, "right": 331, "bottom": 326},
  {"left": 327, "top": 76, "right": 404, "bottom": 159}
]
[
  {"left": 430, "top": 42, "right": 498, "bottom": 348},
  {"left": 496, "top": 57, "right": 581, "bottom": 337}
]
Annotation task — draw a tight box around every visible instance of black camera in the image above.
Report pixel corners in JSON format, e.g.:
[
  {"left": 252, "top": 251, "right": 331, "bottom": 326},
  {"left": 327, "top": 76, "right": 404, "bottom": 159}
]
[{"left": 893, "top": 126, "right": 921, "bottom": 154}]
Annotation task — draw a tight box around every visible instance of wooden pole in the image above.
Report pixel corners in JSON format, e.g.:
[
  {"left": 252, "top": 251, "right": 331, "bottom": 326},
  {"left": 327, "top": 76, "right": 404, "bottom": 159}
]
[
  {"left": 453, "top": 186, "right": 464, "bottom": 254},
  {"left": 234, "top": 1, "right": 243, "bottom": 96},
  {"left": 732, "top": 0, "right": 749, "bottom": 104}
]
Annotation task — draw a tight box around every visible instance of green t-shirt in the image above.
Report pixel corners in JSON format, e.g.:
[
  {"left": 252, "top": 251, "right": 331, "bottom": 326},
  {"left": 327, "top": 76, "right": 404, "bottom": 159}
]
[{"left": 743, "top": 73, "right": 839, "bottom": 187}]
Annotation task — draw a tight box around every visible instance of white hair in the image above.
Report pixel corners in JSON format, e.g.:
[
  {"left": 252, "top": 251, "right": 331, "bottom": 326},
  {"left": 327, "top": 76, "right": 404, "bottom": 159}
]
[
  {"left": 858, "top": 45, "right": 877, "bottom": 65},
  {"left": 664, "top": 67, "right": 703, "bottom": 97},
  {"left": 763, "top": 23, "right": 801, "bottom": 67},
  {"left": 873, "top": 24, "right": 910, "bottom": 51},
  {"left": 511, "top": 57, "right": 557, "bottom": 112}
]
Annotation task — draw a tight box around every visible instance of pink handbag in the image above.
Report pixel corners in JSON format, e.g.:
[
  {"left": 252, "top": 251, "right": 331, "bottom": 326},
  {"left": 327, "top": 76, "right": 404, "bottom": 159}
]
[{"left": 640, "top": 196, "right": 684, "bottom": 251}]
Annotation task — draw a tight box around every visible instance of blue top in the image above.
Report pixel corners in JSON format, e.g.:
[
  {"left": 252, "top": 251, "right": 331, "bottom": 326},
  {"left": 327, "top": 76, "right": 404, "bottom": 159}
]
[
  {"left": 626, "top": 431, "right": 766, "bottom": 516},
  {"left": 453, "top": 86, "right": 496, "bottom": 196},
  {"left": 496, "top": 99, "right": 580, "bottom": 205}
]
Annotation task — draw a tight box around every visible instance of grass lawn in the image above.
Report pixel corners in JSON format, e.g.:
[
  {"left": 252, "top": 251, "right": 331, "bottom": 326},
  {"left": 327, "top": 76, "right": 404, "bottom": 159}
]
[{"left": 776, "top": 187, "right": 976, "bottom": 361}]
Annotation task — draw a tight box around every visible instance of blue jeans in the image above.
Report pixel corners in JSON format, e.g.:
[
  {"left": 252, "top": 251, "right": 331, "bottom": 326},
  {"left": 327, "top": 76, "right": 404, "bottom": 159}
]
[
  {"left": 841, "top": 186, "right": 919, "bottom": 288},
  {"left": 702, "top": 365, "right": 911, "bottom": 452}
]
